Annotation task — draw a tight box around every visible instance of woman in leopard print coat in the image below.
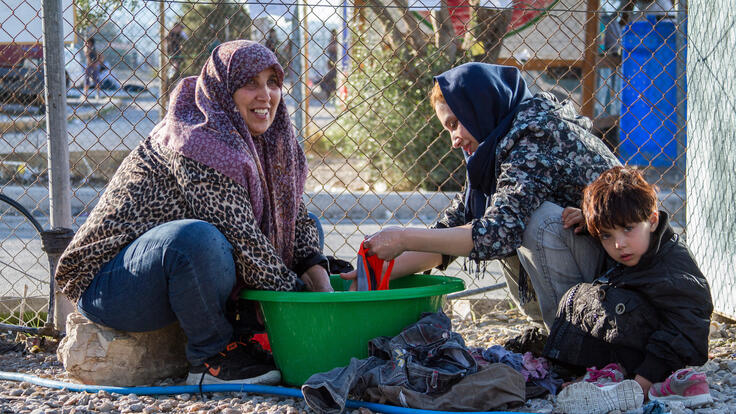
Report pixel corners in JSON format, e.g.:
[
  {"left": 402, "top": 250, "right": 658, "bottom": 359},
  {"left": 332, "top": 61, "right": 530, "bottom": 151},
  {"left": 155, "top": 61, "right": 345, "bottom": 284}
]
[
  {"left": 55, "top": 41, "right": 329, "bottom": 385},
  {"left": 354, "top": 63, "right": 621, "bottom": 330}
]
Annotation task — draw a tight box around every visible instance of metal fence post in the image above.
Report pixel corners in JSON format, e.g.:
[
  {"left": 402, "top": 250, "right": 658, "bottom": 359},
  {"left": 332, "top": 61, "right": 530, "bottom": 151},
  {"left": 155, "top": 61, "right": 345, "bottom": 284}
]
[{"left": 41, "top": 0, "right": 75, "bottom": 332}]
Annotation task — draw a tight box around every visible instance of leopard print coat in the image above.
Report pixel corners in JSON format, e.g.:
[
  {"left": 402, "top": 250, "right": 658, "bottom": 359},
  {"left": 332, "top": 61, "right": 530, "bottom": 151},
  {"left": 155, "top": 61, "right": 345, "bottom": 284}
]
[
  {"left": 433, "top": 93, "right": 621, "bottom": 266},
  {"left": 55, "top": 136, "right": 323, "bottom": 302}
]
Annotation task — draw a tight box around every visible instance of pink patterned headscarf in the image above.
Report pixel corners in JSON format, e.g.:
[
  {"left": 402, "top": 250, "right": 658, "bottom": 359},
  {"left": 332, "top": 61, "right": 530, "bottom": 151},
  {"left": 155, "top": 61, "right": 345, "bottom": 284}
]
[{"left": 152, "top": 40, "right": 308, "bottom": 267}]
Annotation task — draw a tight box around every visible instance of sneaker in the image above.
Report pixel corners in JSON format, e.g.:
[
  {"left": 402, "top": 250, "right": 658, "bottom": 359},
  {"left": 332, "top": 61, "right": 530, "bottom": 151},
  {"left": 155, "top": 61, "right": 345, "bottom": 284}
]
[
  {"left": 582, "top": 363, "right": 626, "bottom": 386},
  {"left": 648, "top": 368, "right": 713, "bottom": 408},
  {"left": 186, "top": 340, "right": 281, "bottom": 385},
  {"left": 556, "top": 379, "right": 644, "bottom": 414}
]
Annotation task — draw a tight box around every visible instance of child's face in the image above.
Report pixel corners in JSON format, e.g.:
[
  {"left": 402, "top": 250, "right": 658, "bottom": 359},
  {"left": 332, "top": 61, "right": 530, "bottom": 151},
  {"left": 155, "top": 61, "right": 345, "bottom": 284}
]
[{"left": 599, "top": 213, "right": 659, "bottom": 267}]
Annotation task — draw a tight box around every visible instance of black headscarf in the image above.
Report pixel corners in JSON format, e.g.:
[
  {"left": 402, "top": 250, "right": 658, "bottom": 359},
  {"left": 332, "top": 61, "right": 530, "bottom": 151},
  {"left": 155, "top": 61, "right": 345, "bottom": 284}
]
[{"left": 434, "top": 63, "right": 532, "bottom": 219}]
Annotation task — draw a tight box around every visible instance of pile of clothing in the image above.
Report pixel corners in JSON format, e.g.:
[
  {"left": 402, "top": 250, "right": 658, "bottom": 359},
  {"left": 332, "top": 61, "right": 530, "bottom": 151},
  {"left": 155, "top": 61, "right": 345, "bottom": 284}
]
[{"left": 301, "top": 312, "right": 560, "bottom": 413}]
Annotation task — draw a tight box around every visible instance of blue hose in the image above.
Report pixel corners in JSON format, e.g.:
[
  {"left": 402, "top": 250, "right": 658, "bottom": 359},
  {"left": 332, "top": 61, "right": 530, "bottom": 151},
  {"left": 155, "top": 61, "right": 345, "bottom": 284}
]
[{"left": 0, "top": 370, "right": 529, "bottom": 414}]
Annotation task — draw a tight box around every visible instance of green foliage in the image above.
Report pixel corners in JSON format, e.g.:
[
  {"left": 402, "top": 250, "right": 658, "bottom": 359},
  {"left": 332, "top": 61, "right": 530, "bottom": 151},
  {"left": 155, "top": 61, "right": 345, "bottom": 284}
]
[
  {"left": 325, "top": 42, "right": 469, "bottom": 191},
  {"left": 75, "top": 0, "right": 139, "bottom": 29},
  {"left": 0, "top": 311, "right": 47, "bottom": 328},
  {"left": 179, "top": 1, "right": 252, "bottom": 78}
]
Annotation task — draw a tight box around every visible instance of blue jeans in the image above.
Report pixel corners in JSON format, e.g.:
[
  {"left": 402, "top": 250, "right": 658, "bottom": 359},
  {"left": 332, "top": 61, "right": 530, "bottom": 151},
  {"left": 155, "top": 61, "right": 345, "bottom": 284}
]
[
  {"left": 516, "top": 202, "right": 605, "bottom": 329},
  {"left": 77, "top": 219, "right": 236, "bottom": 365}
]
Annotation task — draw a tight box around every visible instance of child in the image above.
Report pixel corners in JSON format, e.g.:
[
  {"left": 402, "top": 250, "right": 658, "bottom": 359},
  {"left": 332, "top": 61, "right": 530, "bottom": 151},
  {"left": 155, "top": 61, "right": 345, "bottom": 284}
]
[{"left": 544, "top": 166, "right": 713, "bottom": 413}]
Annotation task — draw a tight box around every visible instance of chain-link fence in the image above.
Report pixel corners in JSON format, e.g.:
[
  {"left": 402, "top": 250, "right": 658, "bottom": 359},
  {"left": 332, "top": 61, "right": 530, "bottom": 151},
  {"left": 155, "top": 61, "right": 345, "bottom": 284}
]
[
  {"left": 0, "top": 0, "right": 710, "bottom": 329},
  {"left": 686, "top": 0, "right": 735, "bottom": 320}
]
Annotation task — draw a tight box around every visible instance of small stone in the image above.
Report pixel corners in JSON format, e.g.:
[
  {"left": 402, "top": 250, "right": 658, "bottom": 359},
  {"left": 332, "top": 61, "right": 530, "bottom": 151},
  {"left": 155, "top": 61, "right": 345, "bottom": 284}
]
[
  {"left": 188, "top": 403, "right": 206, "bottom": 412},
  {"left": 9, "top": 388, "right": 23, "bottom": 396},
  {"left": 221, "top": 409, "right": 241, "bottom": 414},
  {"left": 667, "top": 401, "right": 687, "bottom": 414},
  {"left": 98, "top": 402, "right": 114, "bottom": 412},
  {"left": 727, "top": 360, "right": 736, "bottom": 373},
  {"left": 158, "top": 401, "right": 174, "bottom": 412},
  {"left": 702, "top": 360, "right": 720, "bottom": 373},
  {"left": 177, "top": 394, "right": 191, "bottom": 401},
  {"left": 128, "top": 403, "right": 145, "bottom": 412}
]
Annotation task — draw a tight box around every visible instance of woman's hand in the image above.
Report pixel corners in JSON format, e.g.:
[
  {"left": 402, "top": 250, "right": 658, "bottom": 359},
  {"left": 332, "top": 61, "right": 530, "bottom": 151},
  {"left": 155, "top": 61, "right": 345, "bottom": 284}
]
[
  {"left": 301, "top": 264, "right": 334, "bottom": 292},
  {"left": 339, "top": 269, "right": 358, "bottom": 291},
  {"left": 363, "top": 227, "right": 407, "bottom": 261},
  {"left": 562, "top": 207, "right": 586, "bottom": 234}
]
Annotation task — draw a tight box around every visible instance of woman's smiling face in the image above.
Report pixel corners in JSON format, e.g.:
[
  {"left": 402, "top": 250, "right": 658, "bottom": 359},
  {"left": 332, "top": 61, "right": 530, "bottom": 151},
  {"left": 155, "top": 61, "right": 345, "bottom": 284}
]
[
  {"left": 434, "top": 102, "right": 479, "bottom": 155},
  {"left": 233, "top": 67, "right": 281, "bottom": 136}
]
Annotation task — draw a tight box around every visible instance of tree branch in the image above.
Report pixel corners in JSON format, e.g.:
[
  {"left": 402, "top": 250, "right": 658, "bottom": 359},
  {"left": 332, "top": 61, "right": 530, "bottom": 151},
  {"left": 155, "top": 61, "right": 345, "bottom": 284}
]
[{"left": 366, "top": 0, "right": 406, "bottom": 51}]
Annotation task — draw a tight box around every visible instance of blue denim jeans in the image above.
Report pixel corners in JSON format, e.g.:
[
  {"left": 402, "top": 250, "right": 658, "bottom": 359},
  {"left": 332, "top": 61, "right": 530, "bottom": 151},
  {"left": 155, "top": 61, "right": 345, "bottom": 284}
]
[
  {"left": 516, "top": 201, "right": 605, "bottom": 330},
  {"left": 77, "top": 219, "right": 236, "bottom": 365}
]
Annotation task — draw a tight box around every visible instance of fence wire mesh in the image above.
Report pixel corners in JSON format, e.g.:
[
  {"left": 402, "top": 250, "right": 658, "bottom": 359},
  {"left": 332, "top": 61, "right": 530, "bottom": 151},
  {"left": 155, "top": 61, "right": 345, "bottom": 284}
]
[
  {"left": 0, "top": 0, "right": 706, "bottom": 328},
  {"left": 686, "top": 0, "right": 736, "bottom": 319}
]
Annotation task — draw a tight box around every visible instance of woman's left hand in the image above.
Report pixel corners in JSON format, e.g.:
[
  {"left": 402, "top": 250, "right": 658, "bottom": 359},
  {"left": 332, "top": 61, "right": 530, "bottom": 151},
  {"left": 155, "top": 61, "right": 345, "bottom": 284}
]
[
  {"left": 363, "top": 227, "right": 407, "bottom": 261},
  {"left": 301, "top": 264, "right": 334, "bottom": 292}
]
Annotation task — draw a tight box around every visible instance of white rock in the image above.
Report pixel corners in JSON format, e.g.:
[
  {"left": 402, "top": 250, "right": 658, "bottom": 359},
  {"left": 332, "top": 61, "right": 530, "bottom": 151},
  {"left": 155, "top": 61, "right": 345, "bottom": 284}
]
[{"left": 56, "top": 312, "right": 188, "bottom": 386}]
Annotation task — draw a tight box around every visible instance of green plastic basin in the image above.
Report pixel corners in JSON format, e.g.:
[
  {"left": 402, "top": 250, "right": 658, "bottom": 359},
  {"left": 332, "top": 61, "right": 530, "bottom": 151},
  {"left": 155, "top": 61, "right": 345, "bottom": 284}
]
[{"left": 240, "top": 274, "right": 464, "bottom": 385}]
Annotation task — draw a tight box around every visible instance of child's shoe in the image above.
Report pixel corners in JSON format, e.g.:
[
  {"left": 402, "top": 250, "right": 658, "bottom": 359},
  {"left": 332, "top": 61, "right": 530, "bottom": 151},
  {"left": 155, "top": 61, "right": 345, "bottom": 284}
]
[
  {"left": 556, "top": 379, "right": 644, "bottom": 414},
  {"left": 582, "top": 363, "right": 626, "bottom": 385},
  {"left": 648, "top": 368, "right": 713, "bottom": 408}
]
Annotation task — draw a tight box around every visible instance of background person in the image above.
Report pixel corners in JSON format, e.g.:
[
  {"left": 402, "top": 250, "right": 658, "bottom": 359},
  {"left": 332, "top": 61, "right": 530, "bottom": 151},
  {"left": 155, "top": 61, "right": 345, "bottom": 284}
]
[
  {"left": 83, "top": 37, "right": 100, "bottom": 99},
  {"left": 343, "top": 63, "right": 620, "bottom": 330},
  {"left": 166, "top": 22, "right": 188, "bottom": 84},
  {"left": 55, "top": 40, "right": 332, "bottom": 386}
]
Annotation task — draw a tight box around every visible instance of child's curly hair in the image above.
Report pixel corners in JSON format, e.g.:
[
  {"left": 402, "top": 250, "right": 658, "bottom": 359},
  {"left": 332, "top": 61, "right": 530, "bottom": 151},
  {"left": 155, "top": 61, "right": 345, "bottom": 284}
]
[{"left": 582, "top": 166, "right": 658, "bottom": 239}]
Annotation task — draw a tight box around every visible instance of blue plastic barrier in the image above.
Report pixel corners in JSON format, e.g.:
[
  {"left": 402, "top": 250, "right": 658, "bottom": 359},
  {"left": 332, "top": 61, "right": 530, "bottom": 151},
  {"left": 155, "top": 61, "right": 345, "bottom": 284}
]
[{"left": 619, "top": 16, "right": 685, "bottom": 167}]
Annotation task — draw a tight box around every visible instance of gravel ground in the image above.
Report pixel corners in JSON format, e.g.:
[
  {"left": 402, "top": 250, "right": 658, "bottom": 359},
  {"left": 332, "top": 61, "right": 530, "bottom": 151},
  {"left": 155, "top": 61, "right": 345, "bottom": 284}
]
[{"left": 1, "top": 301, "right": 735, "bottom": 414}]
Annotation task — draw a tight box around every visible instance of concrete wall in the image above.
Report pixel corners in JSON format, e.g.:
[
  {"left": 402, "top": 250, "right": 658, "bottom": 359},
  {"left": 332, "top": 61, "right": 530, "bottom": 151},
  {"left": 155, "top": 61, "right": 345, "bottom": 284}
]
[{"left": 687, "top": 1, "right": 736, "bottom": 318}]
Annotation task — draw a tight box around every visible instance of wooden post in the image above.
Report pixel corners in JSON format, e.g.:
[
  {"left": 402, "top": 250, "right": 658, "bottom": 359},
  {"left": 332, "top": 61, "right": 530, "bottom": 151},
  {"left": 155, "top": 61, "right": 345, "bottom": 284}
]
[
  {"left": 302, "top": 2, "right": 311, "bottom": 139},
  {"left": 159, "top": 0, "right": 168, "bottom": 118},
  {"left": 581, "top": 0, "right": 600, "bottom": 118}
]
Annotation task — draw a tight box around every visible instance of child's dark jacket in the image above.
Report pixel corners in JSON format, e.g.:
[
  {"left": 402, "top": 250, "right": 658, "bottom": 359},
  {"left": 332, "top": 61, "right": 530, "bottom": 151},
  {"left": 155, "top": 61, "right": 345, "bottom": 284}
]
[{"left": 543, "top": 211, "right": 713, "bottom": 382}]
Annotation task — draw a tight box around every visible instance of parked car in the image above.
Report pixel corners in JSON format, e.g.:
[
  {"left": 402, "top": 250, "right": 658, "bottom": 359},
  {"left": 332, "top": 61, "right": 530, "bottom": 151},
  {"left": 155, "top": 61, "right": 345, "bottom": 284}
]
[
  {"left": 1, "top": 57, "right": 72, "bottom": 111},
  {"left": 0, "top": 58, "right": 45, "bottom": 109}
]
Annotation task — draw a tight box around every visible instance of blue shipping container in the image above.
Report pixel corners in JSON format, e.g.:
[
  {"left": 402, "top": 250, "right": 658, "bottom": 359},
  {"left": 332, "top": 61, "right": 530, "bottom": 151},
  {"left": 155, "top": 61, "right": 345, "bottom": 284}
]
[{"left": 619, "top": 17, "right": 685, "bottom": 167}]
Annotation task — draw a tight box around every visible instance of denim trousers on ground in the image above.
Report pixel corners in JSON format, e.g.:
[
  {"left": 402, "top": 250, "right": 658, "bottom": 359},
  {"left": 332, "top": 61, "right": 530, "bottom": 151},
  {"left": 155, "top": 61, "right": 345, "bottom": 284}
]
[
  {"left": 77, "top": 219, "right": 236, "bottom": 365},
  {"left": 515, "top": 201, "right": 605, "bottom": 330},
  {"left": 302, "top": 312, "right": 477, "bottom": 414}
]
